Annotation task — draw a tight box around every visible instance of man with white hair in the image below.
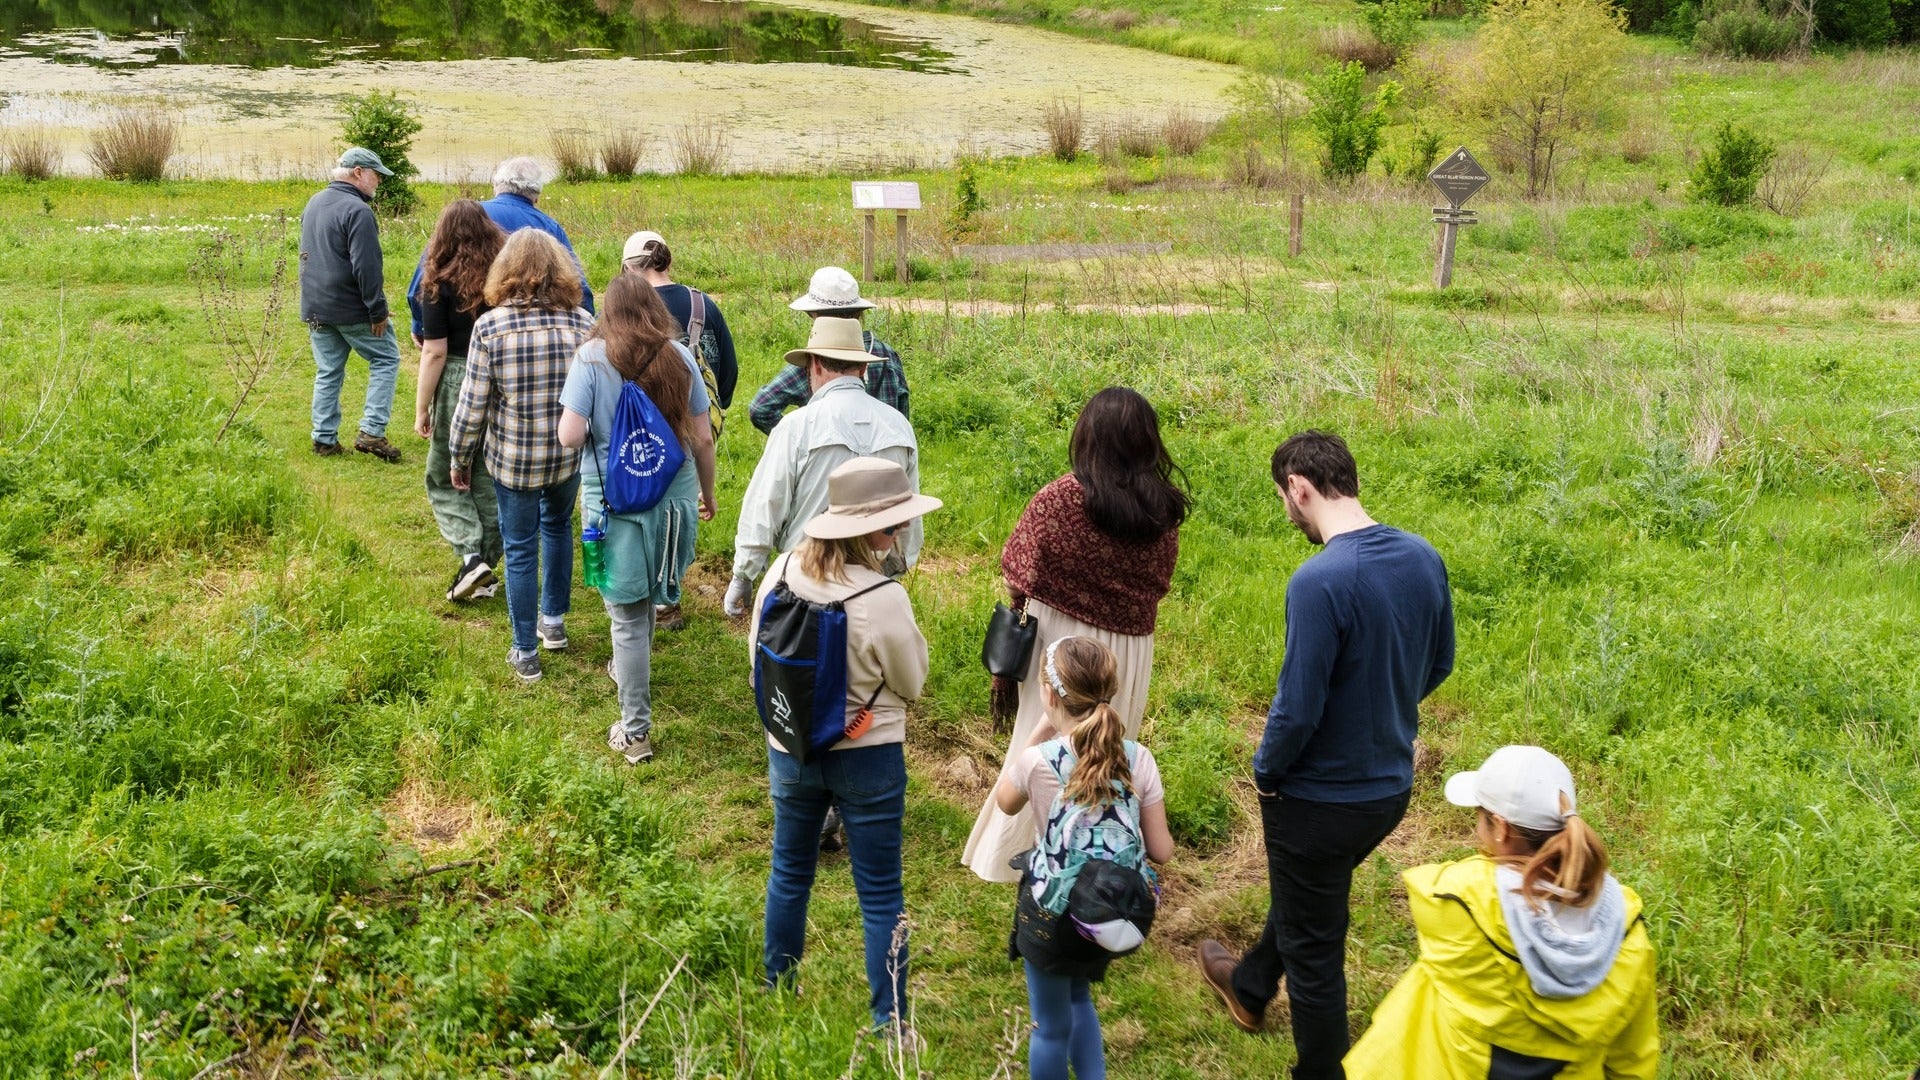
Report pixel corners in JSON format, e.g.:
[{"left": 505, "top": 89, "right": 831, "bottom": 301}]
[
  {"left": 404, "top": 156, "right": 594, "bottom": 334},
  {"left": 301, "top": 147, "right": 404, "bottom": 462}
]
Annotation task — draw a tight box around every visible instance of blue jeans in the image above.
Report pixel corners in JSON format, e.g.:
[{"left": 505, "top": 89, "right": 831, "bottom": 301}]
[
  {"left": 1025, "top": 960, "right": 1103, "bottom": 1080},
  {"left": 309, "top": 321, "right": 400, "bottom": 443},
  {"left": 493, "top": 476, "right": 579, "bottom": 654},
  {"left": 764, "top": 743, "right": 908, "bottom": 1028}
]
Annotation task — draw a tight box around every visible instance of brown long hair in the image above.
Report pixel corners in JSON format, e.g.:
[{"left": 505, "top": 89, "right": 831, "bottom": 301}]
[
  {"left": 420, "top": 199, "right": 505, "bottom": 315},
  {"left": 589, "top": 275, "right": 697, "bottom": 445},
  {"left": 483, "top": 229, "right": 583, "bottom": 311},
  {"left": 795, "top": 534, "right": 883, "bottom": 586},
  {"left": 1489, "top": 795, "right": 1612, "bottom": 910},
  {"left": 1049, "top": 637, "right": 1132, "bottom": 807},
  {"left": 1070, "top": 387, "right": 1190, "bottom": 543}
]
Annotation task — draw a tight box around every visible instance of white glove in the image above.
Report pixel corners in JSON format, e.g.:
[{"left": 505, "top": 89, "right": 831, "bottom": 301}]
[{"left": 724, "top": 575, "right": 753, "bottom": 618}]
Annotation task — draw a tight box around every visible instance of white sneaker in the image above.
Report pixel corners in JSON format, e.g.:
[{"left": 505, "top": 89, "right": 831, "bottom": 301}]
[
  {"left": 537, "top": 619, "right": 568, "bottom": 650},
  {"left": 607, "top": 723, "right": 653, "bottom": 765}
]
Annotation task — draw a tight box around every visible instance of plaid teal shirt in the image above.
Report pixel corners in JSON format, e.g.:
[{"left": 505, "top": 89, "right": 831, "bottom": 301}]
[
  {"left": 747, "top": 331, "right": 909, "bottom": 435},
  {"left": 447, "top": 301, "right": 595, "bottom": 491}
]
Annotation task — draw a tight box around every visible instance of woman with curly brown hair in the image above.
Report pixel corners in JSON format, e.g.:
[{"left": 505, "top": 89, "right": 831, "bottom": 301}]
[
  {"left": 413, "top": 199, "right": 508, "bottom": 603},
  {"left": 447, "top": 229, "right": 595, "bottom": 683}
]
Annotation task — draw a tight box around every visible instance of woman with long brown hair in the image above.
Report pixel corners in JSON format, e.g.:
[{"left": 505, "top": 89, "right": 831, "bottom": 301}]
[
  {"left": 413, "top": 199, "right": 507, "bottom": 602},
  {"left": 964, "top": 386, "right": 1188, "bottom": 883},
  {"left": 992, "top": 635, "right": 1174, "bottom": 1080},
  {"left": 447, "top": 229, "right": 594, "bottom": 683},
  {"left": 1343, "top": 746, "right": 1659, "bottom": 1077},
  {"left": 558, "top": 275, "right": 717, "bottom": 763}
]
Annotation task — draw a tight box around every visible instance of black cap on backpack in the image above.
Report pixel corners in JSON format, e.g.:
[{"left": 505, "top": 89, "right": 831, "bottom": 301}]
[{"left": 1067, "top": 858, "right": 1157, "bottom": 955}]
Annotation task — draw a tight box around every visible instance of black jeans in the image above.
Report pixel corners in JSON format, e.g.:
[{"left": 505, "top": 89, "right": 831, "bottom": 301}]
[{"left": 1231, "top": 788, "right": 1411, "bottom": 1080}]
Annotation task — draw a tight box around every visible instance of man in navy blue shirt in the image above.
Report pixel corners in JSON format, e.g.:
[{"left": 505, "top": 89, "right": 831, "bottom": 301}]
[
  {"left": 1198, "top": 430, "right": 1454, "bottom": 1079},
  {"left": 404, "top": 156, "right": 593, "bottom": 337}
]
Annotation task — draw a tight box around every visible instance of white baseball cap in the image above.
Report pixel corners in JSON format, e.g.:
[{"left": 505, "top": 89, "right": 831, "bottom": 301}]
[
  {"left": 621, "top": 230, "right": 665, "bottom": 263},
  {"left": 1443, "top": 745, "right": 1577, "bottom": 832}
]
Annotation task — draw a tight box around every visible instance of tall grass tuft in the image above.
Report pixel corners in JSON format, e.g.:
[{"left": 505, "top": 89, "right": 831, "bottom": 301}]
[
  {"left": 1226, "top": 143, "right": 1286, "bottom": 188},
  {"left": 1162, "top": 107, "right": 1211, "bottom": 157},
  {"left": 87, "top": 109, "right": 177, "bottom": 182},
  {"left": 671, "top": 121, "right": 730, "bottom": 176},
  {"left": 549, "top": 128, "right": 598, "bottom": 183},
  {"left": 598, "top": 129, "right": 648, "bottom": 178},
  {"left": 1042, "top": 96, "right": 1084, "bottom": 161},
  {"left": 3, "top": 126, "right": 59, "bottom": 180},
  {"left": 1315, "top": 25, "right": 1396, "bottom": 73}
]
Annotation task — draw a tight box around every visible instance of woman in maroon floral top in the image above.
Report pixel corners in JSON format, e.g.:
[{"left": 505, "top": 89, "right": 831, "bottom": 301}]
[{"left": 962, "top": 387, "right": 1188, "bottom": 883}]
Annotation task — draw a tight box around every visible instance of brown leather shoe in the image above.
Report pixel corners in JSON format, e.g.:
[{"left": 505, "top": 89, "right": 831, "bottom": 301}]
[
  {"left": 311, "top": 439, "right": 345, "bottom": 457},
  {"left": 353, "top": 431, "right": 402, "bottom": 463},
  {"left": 1198, "top": 939, "right": 1263, "bottom": 1033}
]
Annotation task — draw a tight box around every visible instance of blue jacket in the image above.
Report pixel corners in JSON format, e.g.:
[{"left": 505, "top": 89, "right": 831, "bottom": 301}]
[{"left": 405, "top": 193, "right": 593, "bottom": 333}]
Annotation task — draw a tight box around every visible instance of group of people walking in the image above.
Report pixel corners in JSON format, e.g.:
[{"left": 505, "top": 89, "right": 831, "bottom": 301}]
[{"left": 299, "top": 146, "right": 1660, "bottom": 1078}]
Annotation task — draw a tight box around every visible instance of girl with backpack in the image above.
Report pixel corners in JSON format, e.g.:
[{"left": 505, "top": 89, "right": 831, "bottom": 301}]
[
  {"left": 1342, "top": 746, "right": 1659, "bottom": 1078},
  {"left": 992, "top": 636, "right": 1175, "bottom": 1080},
  {"left": 557, "top": 275, "right": 717, "bottom": 765},
  {"left": 748, "top": 457, "right": 941, "bottom": 1035}
]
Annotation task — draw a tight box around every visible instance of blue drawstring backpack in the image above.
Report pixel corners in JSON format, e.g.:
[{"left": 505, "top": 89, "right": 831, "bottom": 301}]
[{"left": 603, "top": 380, "right": 686, "bottom": 514}]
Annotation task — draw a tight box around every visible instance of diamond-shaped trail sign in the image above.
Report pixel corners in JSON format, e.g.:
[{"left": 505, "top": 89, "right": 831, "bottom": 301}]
[{"left": 1428, "top": 147, "right": 1491, "bottom": 208}]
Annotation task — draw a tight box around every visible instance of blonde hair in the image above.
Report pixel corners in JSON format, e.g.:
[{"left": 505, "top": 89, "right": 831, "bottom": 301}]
[
  {"left": 795, "top": 534, "right": 883, "bottom": 585},
  {"left": 483, "top": 229, "right": 583, "bottom": 310},
  {"left": 1048, "top": 637, "right": 1131, "bottom": 807},
  {"left": 1489, "top": 793, "right": 1612, "bottom": 910}
]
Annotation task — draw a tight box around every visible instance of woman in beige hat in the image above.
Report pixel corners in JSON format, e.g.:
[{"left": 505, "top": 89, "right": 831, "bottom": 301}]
[{"left": 749, "top": 456, "right": 940, "bottom": 1033}]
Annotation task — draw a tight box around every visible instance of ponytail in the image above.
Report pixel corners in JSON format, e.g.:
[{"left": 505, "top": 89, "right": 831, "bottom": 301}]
[
  {"left": 1505, "top": 798, "right": 1611, "bottom": 910},
  {"left": 1062, "top": 703, "right": 1132, "bottom": 807}
]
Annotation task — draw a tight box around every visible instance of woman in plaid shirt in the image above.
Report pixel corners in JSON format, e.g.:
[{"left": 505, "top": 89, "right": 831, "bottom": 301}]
[{"left": 448, "top": 231, "right": 596, "bottom": 683}]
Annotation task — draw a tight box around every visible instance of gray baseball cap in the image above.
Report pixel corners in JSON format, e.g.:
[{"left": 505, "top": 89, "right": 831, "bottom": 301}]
[{"left": 337, "top": 147, "right": 393, "bottom": 176}]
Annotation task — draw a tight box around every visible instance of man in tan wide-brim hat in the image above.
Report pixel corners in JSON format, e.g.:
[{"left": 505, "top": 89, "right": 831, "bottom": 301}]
[{"left": 730, "top": 315, "right": 925, "bottom": 614}]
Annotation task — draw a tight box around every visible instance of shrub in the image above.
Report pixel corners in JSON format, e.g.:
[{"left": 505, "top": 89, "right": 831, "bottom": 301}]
[
  {"left": 1690, "top": 121, "right": 1775, "bottom": 207},
  {"left": 1363, "top": 0, "right": 1427, "bottom": 57},
  {"left": 548, "top": 128, "right": 597, "bottom": 182},
  {"left": 1226, "top": 143, "right": 1286, "bottom": 188},
  {"left": 598, "top": 129, "right": 647, "bottom": 178},
  {"left": 1042, "top": 96, "right": 1084, "bottom": 161},
  {"left": 671, "top": 120, "right": 730, "bottom": 175},
  {"left": 1162, "top": 107, "right": 1210, "bottom": 156},
  {"left": 86, "top": 109, "right": 176, "bottom": 182},
  {"left": 946, "top": 157, "right": 987, "bottom": 240},
  {"left": 1307, "top": 61, "right": 1399, "bottom": 180},
  {"left": 1315, "top": 25, "right": 1398, "bottom": 72},
  {"left": 1756, "top": 145, "right": 1830, "bottom": 217},
  {"left": 1694, "top": 5, "right": 1803, "bottom": 56},
  {"left": 340, "top": 91, "right": 422, "bottom": 216},
  {"left": 3, "top": 126, "right": 59, "bottom": 180},
  {"left": 1116, "top": 117, "right": 1161, "bottom": 158},
  {"left": 1458, "top": 0, "right": 1628, "bottom": 197}
]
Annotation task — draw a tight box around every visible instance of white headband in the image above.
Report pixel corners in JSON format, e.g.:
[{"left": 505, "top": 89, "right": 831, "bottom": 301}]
[{"left": 1044, "top": 639, "right": 1069, "bottom": 699}]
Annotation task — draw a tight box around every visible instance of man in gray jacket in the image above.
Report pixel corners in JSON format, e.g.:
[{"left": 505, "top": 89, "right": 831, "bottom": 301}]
[{"left": 300, "top": 147, "right": 403, "bottom": 462}]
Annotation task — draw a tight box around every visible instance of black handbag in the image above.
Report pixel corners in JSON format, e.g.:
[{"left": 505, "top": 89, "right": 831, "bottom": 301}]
[{"left": 981, "top": 601, "right": 1038, "bottom": 680}]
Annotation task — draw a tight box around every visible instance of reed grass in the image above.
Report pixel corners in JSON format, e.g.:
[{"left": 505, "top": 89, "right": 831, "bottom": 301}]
[
  {"left": 3, "top": 125, "right": 59, "bottom": 180},
  {"left": 671, "top": 121, "right": 731, "bottom": 176},
  {"left": 86, "top": 109, "right": 176, "bottom": 182}
]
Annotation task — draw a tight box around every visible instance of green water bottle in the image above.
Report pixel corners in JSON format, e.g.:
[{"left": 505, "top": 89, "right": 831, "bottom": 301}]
[{"left": 581, "top": 518, "right": 608, "bottom": 590}]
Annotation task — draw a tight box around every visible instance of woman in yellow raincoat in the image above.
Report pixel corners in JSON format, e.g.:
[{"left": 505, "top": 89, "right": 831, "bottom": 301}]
[{"left": 1345, "top": 746, "right": 1658, "bottom": 1079}]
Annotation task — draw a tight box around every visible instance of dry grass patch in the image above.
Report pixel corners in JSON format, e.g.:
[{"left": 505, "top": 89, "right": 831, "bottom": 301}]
[
  {"left": 384, "top": 777, "right": 501, "bottom": 856},
  {"left": 1162, "top": 107, "right": 1211, "bottom": 157},
  {"left": 88, "top": 109, "right": 177, "bottom": 181},
  {"left": 4, "top": 126, "right": 59, "bottom": 180},
  {"left": 1042, "top": 96, "right": 1084, "bottom": 161},
  {"left": 599, "top": 128, "right": 648, "bottom": 178},
  {"left": 549, "top": 127, "right": 597, "bottom": 182},
  {"left": 672, "top": 120, "right": 731, "bottom": 176},
  {"left": 1316, "top": 24, "right": 1396, "bottom": 73}
]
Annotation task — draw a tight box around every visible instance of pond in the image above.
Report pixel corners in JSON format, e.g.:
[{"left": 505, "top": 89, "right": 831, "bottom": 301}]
[
  {"left": 0, "top": 0, "right": 956, "bottom": 71},
  {"left": 0, "top": 0, "right": 1240, "bottom": 178}
]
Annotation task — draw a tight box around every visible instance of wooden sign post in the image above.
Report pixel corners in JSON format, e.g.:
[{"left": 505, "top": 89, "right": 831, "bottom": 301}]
[
  {"left": 852, "top": 181, "right": 922, "bottom": 284},
  {"left": 1426, "top": 147, "right": 1490, "bottom": 289}
]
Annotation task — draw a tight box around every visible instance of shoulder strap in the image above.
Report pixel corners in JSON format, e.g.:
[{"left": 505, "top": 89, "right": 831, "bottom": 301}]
[{"left": 685, "top": 287, "right": 707, "bottom": 353}]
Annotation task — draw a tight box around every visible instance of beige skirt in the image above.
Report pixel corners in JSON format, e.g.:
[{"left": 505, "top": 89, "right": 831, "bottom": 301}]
[{"left": 959, "top": 598, "right": 1155, "bottom": 883}]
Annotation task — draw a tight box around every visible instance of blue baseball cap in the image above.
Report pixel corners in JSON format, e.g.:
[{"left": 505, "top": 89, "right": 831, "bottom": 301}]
[{"left": 337, "top": 147, "right": 393, "bottom": 176}]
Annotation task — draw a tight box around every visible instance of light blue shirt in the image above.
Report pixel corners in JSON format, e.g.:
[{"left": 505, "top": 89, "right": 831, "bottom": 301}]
[{"left": 731, "top": 376, "right": 921, "bottom": 582}]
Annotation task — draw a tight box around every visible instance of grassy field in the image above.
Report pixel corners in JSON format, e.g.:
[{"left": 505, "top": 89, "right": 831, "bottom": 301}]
[{"left": 2, "top": 35, "right": 1920, "bottom": 1078}]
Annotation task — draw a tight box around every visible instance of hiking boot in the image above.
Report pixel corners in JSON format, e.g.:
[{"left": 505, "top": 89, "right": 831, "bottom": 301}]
[
  {"left": 608, "top": 723, "right": 653, "bottom": 765},
  {"left": 537, "top": 619, "right": 569, "bottom": 651},
  {"left": 447, "top": 555, "right": 496, "bottom": 602},
  {"left": 655, "top": 603, "right": 685, "bottom": 632},
  {"left": 507, "top": 648, "right": 542, "bottom": 684},
  {"left": 1197, "top": 940, "right": 1262, "bottom": 1033},
  {"left": 819, "top": 805, "right": 846, "bottom": 853},
  {"left": 312, "top": 439, "right": 345, "bottom": 457},
  {"left": 353, "top": 431, "right": 402, "bottom": 463}
]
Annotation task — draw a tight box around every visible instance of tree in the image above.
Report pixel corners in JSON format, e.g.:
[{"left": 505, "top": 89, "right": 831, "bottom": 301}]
[
  {"left": 1689, "top": 121, "right": 1776, "bottom": 206},
  {"left": 1456, "top": 0, "right": 1626, "bottom": 198},
  {"left": 1307, "top": 61, "right": 1400, "bottom": 181},
  {"left": 340, "top": 91, "right": 423, "bottom": 217}
]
